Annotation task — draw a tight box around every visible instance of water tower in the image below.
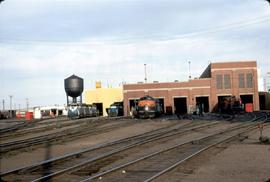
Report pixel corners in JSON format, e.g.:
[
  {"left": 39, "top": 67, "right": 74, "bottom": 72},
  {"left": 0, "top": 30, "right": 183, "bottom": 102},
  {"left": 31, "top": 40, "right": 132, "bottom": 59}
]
[{"left": 64, "top": 74, "right": 84, "bottom": 105}]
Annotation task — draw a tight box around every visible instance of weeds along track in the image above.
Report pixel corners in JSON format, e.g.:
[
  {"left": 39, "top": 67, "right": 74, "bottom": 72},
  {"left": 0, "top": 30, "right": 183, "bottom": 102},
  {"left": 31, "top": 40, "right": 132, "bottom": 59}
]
[
  {"left": 0, "top": 120, "right": 222, "bottom": 181},
  {"left": 0, "top": 117, "right": 141, "bottom": 156}
]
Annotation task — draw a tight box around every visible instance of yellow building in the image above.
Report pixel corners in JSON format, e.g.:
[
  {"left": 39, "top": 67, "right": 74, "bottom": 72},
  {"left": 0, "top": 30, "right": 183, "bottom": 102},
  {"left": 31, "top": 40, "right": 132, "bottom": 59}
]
[{"left": 84, "top": 84, "right": 123, "bottom": 116}]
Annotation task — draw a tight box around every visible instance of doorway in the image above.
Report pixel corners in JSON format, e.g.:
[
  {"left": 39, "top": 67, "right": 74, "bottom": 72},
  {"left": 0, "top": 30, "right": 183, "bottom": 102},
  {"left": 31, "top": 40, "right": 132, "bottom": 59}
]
[
  {"left": 156, "top": 98, "right": 164, "bottom": 113},
  {"left": 196, "top": 96, "right": 209, "bottom": 113},
  {"left": 93, "top": 103, "right": 103, "bottom": 116},
  {"left": 174, "top": 97, "right": 187, "bottom": 114}
]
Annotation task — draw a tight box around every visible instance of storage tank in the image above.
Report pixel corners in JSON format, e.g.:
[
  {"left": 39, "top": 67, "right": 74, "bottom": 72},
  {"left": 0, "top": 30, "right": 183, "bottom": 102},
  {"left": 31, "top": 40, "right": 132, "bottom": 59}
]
[{"left": 64, "top": 74, "right": 84, "bottom": 104}]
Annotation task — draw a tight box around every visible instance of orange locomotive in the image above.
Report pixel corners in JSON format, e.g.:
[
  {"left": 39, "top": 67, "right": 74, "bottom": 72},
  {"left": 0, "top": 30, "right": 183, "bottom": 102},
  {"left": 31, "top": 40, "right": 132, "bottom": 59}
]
[{"left": 134, "top": 95, "right": 162, "bottom": 119}]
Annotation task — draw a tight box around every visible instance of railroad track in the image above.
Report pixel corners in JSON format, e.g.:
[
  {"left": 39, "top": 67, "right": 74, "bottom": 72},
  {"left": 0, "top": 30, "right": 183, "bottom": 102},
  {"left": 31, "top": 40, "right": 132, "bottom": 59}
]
[
  {"left": 0, "top": 116, "right": 127, "bottom": 141},
  {"left": 0, "top": 118, "right": 72, "bottom": 140},
  {"left": 0, "top": 117, "right": 141, "bottom": 155},
  {"left": 0, "top": 115, "right": 128, "bottom": 136},
  {"left": 1, "top": 113, "right": 268, "bottom": 182},
  {"left": 0, "top": 120, "right": 29, "bottom": 134},
  {"left": 0, "top": 120, "right": 222, "bottom": 181},
  {"left": 0, "top": 117, "right": 72, "bottom": 135},
  {"left": 80, "top": 114, "right": 269, "bottom": 182},
  {"left": 193, "top": 112, "right": 256, "bottom": 122}
]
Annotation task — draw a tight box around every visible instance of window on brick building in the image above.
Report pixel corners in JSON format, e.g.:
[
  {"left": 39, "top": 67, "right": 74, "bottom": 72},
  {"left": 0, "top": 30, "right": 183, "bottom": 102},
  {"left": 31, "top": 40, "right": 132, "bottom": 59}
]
[
  {"left": 224, "top": 74, "right": 231, "bottom": 89},
  {"left": 239, "top": 73, "right": 245, "bottom": 88},
  {"left": 216, "top": 74, "right": 223, "bottom": 89},
  {"left": 246, "top": 73, "right": 253, "bottom": 88}
]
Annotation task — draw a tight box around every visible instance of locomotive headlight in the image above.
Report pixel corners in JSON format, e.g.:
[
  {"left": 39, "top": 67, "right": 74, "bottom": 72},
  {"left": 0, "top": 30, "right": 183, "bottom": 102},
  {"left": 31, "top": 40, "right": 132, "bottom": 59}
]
[{"left": 145, "top": 105, "right": 149, "bottom": 111}]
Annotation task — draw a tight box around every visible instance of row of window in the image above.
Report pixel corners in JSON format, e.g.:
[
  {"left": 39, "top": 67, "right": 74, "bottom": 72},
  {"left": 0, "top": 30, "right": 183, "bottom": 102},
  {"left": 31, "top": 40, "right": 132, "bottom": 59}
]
[
  {"left": 216, "top": 73, "right": 253, "bottom": 89},
  {"left": 240, "top": 73, "right": 253, "bottom": 88}
]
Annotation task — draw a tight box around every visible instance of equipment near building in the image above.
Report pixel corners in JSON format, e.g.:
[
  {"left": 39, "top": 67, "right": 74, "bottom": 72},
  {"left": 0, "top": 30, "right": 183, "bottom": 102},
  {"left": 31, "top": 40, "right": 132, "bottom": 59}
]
[
  {"left": 106, "top": 102, "right": 123, "bottom": 117},
  {"left": 217, "top": 96, "right": 244, "bottom": 114},
  {"left": 133, "top": 95, "right": 162, "bottom": 119},
  {"left": 64, "top": 75, "right": 98, "bottom": 119},
  {"left": 0, "top": 111, "right": 9, "bottom": 119}
]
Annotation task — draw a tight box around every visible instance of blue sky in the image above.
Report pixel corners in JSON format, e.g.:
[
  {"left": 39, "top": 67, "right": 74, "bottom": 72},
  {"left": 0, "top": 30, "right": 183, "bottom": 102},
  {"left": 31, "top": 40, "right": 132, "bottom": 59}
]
[{"left": 0, "top": 0, "right": 269, "bottom": 109}]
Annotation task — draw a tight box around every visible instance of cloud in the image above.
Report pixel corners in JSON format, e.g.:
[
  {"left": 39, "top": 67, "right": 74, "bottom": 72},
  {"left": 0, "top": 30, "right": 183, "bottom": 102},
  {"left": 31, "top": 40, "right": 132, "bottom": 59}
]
[{"left": 1, "top": 0, "right": 269, "bottom": 41}]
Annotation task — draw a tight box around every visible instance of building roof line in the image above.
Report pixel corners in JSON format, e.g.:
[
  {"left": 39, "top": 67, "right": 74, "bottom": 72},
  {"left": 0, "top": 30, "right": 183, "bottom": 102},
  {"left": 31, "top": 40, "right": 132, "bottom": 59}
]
[{"left": 211, "top": 60, "right": 257, "bottom": 64}]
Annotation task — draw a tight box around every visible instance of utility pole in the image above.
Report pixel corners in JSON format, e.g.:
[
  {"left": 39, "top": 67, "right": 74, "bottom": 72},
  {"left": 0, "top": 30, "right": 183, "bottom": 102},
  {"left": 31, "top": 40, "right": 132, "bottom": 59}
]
[
  {"left": 188, "top": 61, "right": 191, "bottom": 79},
  {"left": 144, "top": 64, "right": 147, "bottom": 83},
  {"left": 9, "top": 95, "right": 13, "bottom": 118},
  {"left": 26, "top": 98, "right": 29, "bottom": 111},
  {"left": 2, "top": 99, "right": 5, "bottom": 111}
]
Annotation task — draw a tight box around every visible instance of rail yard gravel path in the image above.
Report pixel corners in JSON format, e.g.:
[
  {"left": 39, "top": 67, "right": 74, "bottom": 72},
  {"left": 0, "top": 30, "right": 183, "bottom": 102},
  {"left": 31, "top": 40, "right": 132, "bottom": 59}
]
[{"left": 1, "top": 118, "right": 182, "bottom": 172}]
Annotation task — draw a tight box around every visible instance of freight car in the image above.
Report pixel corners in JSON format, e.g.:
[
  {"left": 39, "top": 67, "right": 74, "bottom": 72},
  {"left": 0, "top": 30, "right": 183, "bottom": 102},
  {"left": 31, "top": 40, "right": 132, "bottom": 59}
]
[
  {"left": 67, "top": 103, "right": 98, "bottom": 119},
  {"left": 133, "top": 95, "right": 162, "bottom": 119}
]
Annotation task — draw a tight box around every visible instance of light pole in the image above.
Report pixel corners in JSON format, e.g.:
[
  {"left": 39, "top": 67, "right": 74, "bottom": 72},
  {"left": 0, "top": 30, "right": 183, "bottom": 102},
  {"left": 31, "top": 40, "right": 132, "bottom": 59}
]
[
  {"left": 144, "top": 64, "right": 147, "bottom": 83},
  {"left": 26, "top": 98, "right": 29, "bottom": 111},
  {"left": 9, "top": 95, "right": 13, "bottom": 118},
  {"left": 188, "top": 61, "right": 191, "bottom": 79},
  {"left": 2, "top": 99, "right": 5, "bottom": 111}
]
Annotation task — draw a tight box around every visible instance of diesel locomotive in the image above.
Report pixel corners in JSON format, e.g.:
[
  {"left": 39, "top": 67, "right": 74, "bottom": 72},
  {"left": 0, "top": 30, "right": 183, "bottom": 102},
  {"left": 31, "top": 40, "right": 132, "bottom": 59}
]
[
  {"left": 67, "top": 103, "right": 98, "bottom": 119},
  {"left": 133, "top": 95, "right": 162, "bottom": 118},
  {"left": 106, "top": 102, "right": 124, "bottom": 117}
]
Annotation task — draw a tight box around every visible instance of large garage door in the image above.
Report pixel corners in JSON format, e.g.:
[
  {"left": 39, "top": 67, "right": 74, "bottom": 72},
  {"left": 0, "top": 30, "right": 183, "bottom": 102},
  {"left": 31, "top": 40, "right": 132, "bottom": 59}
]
[
  {"left": 259, "top": 95, "right": 266, "bottom": 110},
  {"left": 196, "top": 96, "right": 209, "bottom": 113},
  {"left": 174, "top": 98, "right": 187, "bottom": 115},
  {"left": 129, "top": 99, "right": 138, "bottom": 111},
  {"left": 240, "top": 95, "right": 253, "bottom": 104},
  {"left": 240, "top": 94, "right": 253, "bottom": 111},
  {"left": 93, "top": 103, "right": 103, "bottom": 116},
  {"left": 156, "top": 98, "right": 164, "bottom": 114}
]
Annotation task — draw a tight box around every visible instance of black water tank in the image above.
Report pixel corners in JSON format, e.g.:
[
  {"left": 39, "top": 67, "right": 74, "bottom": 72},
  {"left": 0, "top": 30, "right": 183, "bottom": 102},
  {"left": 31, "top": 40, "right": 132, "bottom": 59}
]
[{"left": 64, "top": 74, "right": 84, "bottom": 98}]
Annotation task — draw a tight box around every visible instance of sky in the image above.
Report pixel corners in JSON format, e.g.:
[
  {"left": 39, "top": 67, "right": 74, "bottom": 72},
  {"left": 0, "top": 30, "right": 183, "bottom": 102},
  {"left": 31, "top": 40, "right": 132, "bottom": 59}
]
[{"left": 0, "top": 0, "right": 270, "bottom": 109}]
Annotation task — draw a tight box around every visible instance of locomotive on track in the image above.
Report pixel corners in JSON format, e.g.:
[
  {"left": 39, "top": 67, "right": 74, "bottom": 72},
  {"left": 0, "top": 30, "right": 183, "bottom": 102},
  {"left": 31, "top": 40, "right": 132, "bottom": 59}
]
[
  {"left": 67, "top": 103, "right": 98, "bottom": 119},
  {"left": 106, "top": 102, "right": 124, "bottom": 117},
  {"left": 133, "top": 95, "right": 162, "bottom": 119}
]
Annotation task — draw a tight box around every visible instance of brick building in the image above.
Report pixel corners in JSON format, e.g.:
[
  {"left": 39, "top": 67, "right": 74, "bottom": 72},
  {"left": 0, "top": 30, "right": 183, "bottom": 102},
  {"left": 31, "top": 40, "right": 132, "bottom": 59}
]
[{"left": 123, "top": 61, "right": 259, "bottom": 116}]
